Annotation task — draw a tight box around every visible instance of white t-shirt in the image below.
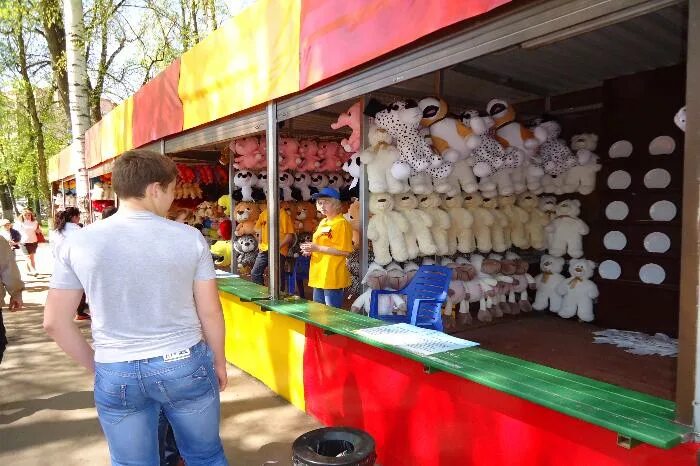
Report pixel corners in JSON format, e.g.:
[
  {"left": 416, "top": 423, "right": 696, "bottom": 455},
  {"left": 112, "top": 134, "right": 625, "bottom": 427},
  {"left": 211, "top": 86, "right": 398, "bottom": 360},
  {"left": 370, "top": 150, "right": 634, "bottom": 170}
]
[
  {"left": 50, "top": 209, "right": 216, "bottom": 363},
  {"left": 50, "top": 222, "right": 81, "bottom": 258},
  {"left": 16, "top": 220, "right": 38, "bottom": 243}
]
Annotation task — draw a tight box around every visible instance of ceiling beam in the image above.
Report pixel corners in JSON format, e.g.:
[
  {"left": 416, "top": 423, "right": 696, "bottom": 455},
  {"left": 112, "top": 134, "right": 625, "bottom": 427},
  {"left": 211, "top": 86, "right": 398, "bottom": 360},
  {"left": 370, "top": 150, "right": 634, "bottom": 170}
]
[{"left": 451, "top": 63, "right": 550, "bottom": 97}]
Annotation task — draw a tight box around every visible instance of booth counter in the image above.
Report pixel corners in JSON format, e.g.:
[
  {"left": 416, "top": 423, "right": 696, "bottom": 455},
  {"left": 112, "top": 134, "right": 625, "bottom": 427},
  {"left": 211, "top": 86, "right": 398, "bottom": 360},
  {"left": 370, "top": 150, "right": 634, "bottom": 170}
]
[{"left": 217, "top": 277, "right": 698, "bottom": 466}]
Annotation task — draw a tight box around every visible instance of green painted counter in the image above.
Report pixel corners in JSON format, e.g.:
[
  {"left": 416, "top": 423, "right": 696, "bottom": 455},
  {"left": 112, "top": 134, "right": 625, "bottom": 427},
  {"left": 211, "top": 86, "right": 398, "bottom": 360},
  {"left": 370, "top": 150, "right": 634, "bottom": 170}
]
[{"left": 218, "top": 280, "right": 691, "bottom": 449}]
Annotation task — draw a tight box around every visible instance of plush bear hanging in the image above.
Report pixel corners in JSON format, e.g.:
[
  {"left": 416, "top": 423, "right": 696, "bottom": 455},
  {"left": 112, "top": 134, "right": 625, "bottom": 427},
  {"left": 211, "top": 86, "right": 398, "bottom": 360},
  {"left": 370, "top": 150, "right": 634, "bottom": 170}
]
[
  {"left": 232, "top": 136, "right": 266, "bottom": 170},
  {"left": 367, "top": 193, "right": 410, "bottom": 265},
  {"left": 556, "top": 259, "right": 599, "bottom": 322},
  {"left": 233, "top": 201, "right": 261, "bottom": 236},
  {"left": 463, "top": 192, "right": 495, "bottom": 254},
  {"left": 417, "top": 192, "right": 451, "bottom": 256},
  {"left": 532, "top": 255, "right": 566, "bottom": 312},
  {"left": 564, "top": 133, "right": 601, "bottom": 195},
  {"left": 498, "top": 194, "right": 530, "bottom": 249},
  {"left": 233, "top": 170, "right": 258, "bottom": 202},
  {"left": 418, "top": 97, "right": 483, "bottom": 163},
  {"left": 517, "top": 192, "right": 548, "bottom": 250},
  {"left": 505, "top": 252, "right": 535, "bottom": 313},
  {"left": 331, "top": 101, "right": 362, "bottom": 153},
  {"left": 393, "top": 192, "right": 437, "bottom": 256},
  {"left": 443, "top": 192, "right": 475, "bottom": 254},
  {"left": 546, "top": 199, "right": 589, "bottom": 258},
  {"left": 359, "top": 124, "right": 410, "bottom": 194}
]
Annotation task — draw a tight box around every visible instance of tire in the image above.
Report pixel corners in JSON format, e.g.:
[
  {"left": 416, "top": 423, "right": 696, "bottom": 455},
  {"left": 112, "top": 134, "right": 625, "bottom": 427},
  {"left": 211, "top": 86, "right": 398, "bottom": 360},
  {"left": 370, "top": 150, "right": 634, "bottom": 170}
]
[{"left": 292, "top": 427, "right": 376, "bottom": 466}]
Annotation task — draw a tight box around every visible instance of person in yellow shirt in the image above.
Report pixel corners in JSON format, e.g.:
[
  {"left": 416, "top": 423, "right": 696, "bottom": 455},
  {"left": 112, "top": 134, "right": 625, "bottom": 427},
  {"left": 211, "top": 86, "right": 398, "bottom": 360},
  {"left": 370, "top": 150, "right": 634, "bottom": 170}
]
[
  {"left": 251, "top": 207, "right": 295, "bottom": 285},
  {"left": 300, "top": 187, "right": 353, "bottom": 308}
]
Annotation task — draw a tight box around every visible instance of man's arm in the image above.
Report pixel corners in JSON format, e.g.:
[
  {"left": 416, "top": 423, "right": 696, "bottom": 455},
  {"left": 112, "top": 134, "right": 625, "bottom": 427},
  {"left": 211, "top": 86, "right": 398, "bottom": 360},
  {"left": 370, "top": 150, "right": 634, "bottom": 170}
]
[
  {"left": 43, "top": 288, "right": 95, "bottom": 371},
  {"left": 280, "top": 233, "right": 294, "bottom": 250},
  {"left": 0, "top": 237, "right": 23, "bottom": 308},
  {"left": 193, "top": 279, "right": 227, "bottom": 391}
]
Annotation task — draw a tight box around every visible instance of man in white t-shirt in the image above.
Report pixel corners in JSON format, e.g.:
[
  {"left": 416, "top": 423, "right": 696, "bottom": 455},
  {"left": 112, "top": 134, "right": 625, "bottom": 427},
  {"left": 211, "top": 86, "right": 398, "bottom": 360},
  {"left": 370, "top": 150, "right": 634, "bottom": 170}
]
[{"left": 44, "top": 150, "right": 229, "bottom": 465}]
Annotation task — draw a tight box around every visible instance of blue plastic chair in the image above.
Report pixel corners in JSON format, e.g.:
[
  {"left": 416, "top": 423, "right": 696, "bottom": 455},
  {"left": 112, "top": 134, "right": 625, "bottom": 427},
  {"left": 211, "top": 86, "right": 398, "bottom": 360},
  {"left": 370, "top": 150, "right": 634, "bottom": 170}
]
[
  {"left": 287, "top": 256, "right": 310, "bottom": 298},
  {"left": 369, "top": 265, "right": 452, "bottom": 332}
]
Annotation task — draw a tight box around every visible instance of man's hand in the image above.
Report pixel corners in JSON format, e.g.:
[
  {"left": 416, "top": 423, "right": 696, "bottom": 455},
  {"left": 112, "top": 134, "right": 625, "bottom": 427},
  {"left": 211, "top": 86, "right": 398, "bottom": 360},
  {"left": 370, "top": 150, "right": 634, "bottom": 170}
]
[
  {"left": 8, "top": 295, "right": 22, "bottom": 311},
  {"left": 215, "top": 362, "right": 228, "bottom": 391}
]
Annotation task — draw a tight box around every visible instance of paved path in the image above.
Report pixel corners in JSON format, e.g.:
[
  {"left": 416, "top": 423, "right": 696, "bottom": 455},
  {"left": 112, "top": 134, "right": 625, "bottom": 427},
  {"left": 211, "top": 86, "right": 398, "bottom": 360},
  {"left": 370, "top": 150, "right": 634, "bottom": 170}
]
[{"left": 0, "top": 244, "right": 321, "bottom": 465}]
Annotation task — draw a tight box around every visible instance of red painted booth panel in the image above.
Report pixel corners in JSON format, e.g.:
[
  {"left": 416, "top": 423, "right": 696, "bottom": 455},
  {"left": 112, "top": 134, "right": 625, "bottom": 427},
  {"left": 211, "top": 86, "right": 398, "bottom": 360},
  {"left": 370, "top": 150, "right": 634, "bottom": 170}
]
[
  {"left": 132, "top": 59, "right": 183, "bottom": 148},
  {"left": 299, "top": 0, "right": 511, "bottom": 88},
  {"left": 303, "top": 325, "right": 697, "bottom": 466}
]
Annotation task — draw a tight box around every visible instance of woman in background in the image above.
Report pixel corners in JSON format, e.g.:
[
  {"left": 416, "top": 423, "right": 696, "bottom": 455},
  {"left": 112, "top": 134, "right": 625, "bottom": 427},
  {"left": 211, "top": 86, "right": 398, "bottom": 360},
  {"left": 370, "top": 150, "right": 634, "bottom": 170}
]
[{"left": 15, "top": 209, "right": 40, "bottom": 276}]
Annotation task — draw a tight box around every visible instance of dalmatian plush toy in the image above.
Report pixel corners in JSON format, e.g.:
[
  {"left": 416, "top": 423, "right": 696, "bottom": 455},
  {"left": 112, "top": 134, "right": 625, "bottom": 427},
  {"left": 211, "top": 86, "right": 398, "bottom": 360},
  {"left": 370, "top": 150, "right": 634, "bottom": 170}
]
[
  {"left": 364, "top": 98, "right": 452, "bottom": 181},
  {"left": 533, "top": 118, "right": 579, "bottom": 176}
]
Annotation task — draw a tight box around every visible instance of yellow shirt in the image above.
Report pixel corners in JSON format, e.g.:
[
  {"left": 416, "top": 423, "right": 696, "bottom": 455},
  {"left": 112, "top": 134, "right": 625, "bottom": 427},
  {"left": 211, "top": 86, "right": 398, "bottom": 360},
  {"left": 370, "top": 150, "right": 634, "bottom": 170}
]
[
  {"left": 308, "top": 214, "right": 353, "bottom": 289},
  {"left": 255, "top": 209, "right": 295, "bottom": 255}
]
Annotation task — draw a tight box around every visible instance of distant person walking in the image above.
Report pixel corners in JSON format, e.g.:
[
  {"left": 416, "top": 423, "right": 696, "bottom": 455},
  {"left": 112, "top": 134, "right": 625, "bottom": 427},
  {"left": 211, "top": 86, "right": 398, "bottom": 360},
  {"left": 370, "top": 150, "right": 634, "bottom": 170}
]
[
  {"left": 15, "top": 209, "right": 40, "bottom": 276},
  {"left": 0, "top": 219, "right": 21, "bottom": 255},
  {"left": 44, "top": 150, "right": 229, "bottom": 466},
  {"left": 0, "top": 236, "right": 23, "bottom": 364}
]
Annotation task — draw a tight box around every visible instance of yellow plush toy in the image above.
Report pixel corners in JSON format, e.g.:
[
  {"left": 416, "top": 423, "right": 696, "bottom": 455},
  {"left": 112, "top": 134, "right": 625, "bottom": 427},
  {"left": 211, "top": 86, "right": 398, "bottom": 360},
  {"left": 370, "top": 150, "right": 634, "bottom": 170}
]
[
  {"left": 217, "top": 194, "right": 231, "bottom": 216},
  {"left": 210, "top": 240, "right": 232, "bottom": 268}
]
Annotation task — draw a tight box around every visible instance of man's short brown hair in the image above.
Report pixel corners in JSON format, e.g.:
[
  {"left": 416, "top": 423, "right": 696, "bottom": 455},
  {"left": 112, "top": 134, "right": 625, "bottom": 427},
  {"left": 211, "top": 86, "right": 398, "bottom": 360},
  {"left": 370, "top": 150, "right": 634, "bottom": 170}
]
[{"left": 112, "top": 150, "right": 178, "bottom": 199}]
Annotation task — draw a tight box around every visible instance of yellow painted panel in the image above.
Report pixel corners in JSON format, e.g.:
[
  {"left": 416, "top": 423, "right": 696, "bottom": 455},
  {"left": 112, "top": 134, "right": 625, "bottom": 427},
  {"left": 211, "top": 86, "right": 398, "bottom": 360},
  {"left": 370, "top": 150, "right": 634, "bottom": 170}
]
[
  {"left": 47, "top": 151, "right": 60, "bottom": 183},
  {"left": 179, "top": 0, "right": 301, "bottom": 130},
  {"left": 98, "top": 96, "right": 134, "bottom": 164},
  {"left": 220, "top": 292, "right": 306, "bottom": 411}
]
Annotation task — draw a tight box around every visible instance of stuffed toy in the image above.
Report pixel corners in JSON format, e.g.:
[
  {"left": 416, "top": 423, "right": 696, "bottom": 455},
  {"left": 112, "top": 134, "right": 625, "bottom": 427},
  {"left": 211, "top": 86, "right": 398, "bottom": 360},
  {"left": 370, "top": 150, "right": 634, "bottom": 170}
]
[
  {"left": 546, "top": 199, "right": 589, "bottom": 258},
  {"left": 539, "top": 195, "right": 557, "bottom": 219},
  {"left": 232, "top": 136, "right": 266, "bottom": 170},
  {"left": 443, "top": 192, "right": 475, "bottom": 254},
  {"left": 498, "top": 194, "right": 530, "bottom": 249},
  {"left": 506, "top": 252, "right": 535, "bottom": 313},
  {"left": 293, "top": 173, "right": 312, "bottom": 201},
  {"left": 487, "top": 98, "right": 540, "bottom": 162},
  {"left": 472, "top": 254, "right": 504, "bottom": 318},
  {"left": 317, "top": 141, "right": 345, "bottom": 172},
  {"left": 218, "top": 219, "right": 233, "bottom": 241},
  {"left": 556, "top": 259, "right": 598, "bottom": 322},
  {"left": 326, "top": 172, "right": 345, "bottom": 192},
  {"left": 331, "top": 101, "right": 362, "bottom": 153},
  {"left": 367, "top": 193, "right": 410, "bottom": 265},
  {"left": 403, "top": 261, "right": 419, "bottom": 284},
  {"left": 232, "top": 234, "right": 258, "bottom": 273},
  {"left": 91, "top": 182, "right": 105, "bottom": 200},
  {"left": 457, "top": 255, "right": 495, "bottom": 323},
  {"left": 564, "top": 133, "right": 601, "bottom": 195},
  {"left": 309, "top": 173, "right": 329, "bottom": 192},
  {"left": 393, "top": 193, "right": 437, "bottom": 256},
  {"left": 233, "top": 170, "right": 258, "bottom": 202},
  {"left": 279, "top": 137, "right": 301, "bottom": 172},
  {"left": 255, "top": 171, "right": 268, "bottom": 197},
  {"left": 488, "top": 254, "right": 517, "bottom": 316},
  {"left": 217, "top": 194, "right": 231, "bottom": 216},
  {"left": 463, "top": 119, "right": 520, "bottom": 179},
  {"left": 210, "top": 240, "right": 232, "bottom": 268},
  {"left": 359, "top": 124, "right": 410, "bottom": 194},
  {"left": 385, "top": 261, "right": 410, "bottom": 293},
  {"left": 441, "top": 258, "right": 469, "bottom": 328},
  {"left": 482, "top": 196, "right": 509, "bottom": 253},
  {"left": 533, "top": 119, "right": 579, "bottom": 176},
  {"left": 540, "top": 172, "right": 566, "bottom": 195},
  {"left": 233, "top": 201, "right": 261, "bottom": 236},
  {"left": 418, "top": 98, "right": 483, "bottom": 163},
  {"left": 674, "top": 106, "right": 686, "bottom": 132},
  {"left": 351, "top": 262, "right": 406, "bottom": 315},
  {"left": 364, "top": 98, "right": 451, "bottom": 180},
  {"left": 463, "top": 192, "right": 495, "bottom": 253},
  {"left": 417, "top": 192, "right": 451, "bottom": 256},
  {"left": 408, "top": 171, "right": 434, "bottom": 195},
  {"left": 453, "top": 257, "right": 480, "bottom": 326},
  {"left": 279, "top": 171, "right": 294, "bottom": 201},
  {"left": 517, "top": 192, "right": 548, "bottom": 250},
  {"left": 532, "top": 255, "right": 565, "bottom": 312},
  {"left": 342, "top": 154, "right": 361, "bottom": 190},
  {"left": 294, "top": 201, "right": 318, "bottom": 233},
  {"left": 343, "top": 198, "right": 361, "bottom": 249},
  {"left": 299, "top": 139, "right": 321, "bottom": 172}
]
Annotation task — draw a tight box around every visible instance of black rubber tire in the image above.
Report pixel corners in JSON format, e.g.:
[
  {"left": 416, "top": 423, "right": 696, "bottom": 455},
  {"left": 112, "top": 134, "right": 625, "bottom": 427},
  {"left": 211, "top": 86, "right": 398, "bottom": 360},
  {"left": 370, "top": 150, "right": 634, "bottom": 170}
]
[{"left": 292, "top": 427, "right": 376, "bottom": 466}]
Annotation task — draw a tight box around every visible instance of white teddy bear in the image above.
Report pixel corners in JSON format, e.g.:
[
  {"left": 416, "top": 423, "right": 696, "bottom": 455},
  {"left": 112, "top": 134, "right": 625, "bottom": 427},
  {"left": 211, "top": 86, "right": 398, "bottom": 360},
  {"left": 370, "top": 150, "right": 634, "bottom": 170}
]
[
  {"left": 393, "top": 192, "right": 437, "bottom": 257},
  {"left": 564, "top": 133, "right": 601, "bottom": 195},
  {"left": 367, "top": 193, "right": 410, "bottom": 265},
  {"left": 442, "top": 192, "right": 475, "bottom": 254},
  {"left": 359, "top": 124, "right": 410, "bottom": 194},
  {"left": 546, "top": 199, "right": 589, "bottom": 258},
  {"left": 532, "top": 255, "right": 566, "bottom": 312},
  {"left": 517, "top": 192, "right": 548, "bottom": 250},
  {"left": 233, "top": 170, "right": 258, "bottom": 202},
  {"left": 463, "top": 192, "right": 495, "bottom": 253},
  {"left": 417, "top": 192, "right": 451, "bottom": 256},
  {"left": 556, "top": 259, "right": 599, "bottom": 322}
]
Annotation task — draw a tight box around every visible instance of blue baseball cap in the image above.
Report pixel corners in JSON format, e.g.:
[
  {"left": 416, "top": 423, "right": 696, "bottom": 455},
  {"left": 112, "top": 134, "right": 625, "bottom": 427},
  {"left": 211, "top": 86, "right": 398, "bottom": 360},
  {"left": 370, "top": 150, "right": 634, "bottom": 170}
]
[{"left": 311, "top": 187, "right": 341, "bottom": 200}]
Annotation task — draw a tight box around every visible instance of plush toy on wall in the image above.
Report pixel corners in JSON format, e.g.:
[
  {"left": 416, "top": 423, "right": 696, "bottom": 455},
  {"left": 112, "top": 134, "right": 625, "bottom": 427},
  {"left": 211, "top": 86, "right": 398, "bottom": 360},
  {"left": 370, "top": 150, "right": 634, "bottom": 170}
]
[
  {"left": 326, "top": 172, "right": 345, "bottom": 192},
  {"left": 463, "top": 192, "right": 495, "bottom": 253},
  {"left": 417, "top": 192, "right": 451, "bottom": 256},
  {"left": 489, "top": 254, "right": 517, "bottom": 315},
  {"left": 344, "top": 198, "right": 361, "bottom": 249},
  {"left": 418, "top": 97, "right": 483, "bottom": 163},
  {"left": 279, "top": 171, "right": 294, "bottom": 201},
  {"left": 233, "top": 201, "right": 261, "bottom": 236},
  {"left": 532, "top": 254, "right": 566, "bottom": 312},
  {"left": 217, "top": 194, "right": 231, "bottom": 216},
  {"left": 359, "top": 124, "right": 409, "bottom": 194},
  {"left": 294, "top": 201, "right": 318, "bottom": 233},
  {"left": 331, "top": 101, "right": 362, "bottom": 153},
  {"left": 546, "top": 199, "right": 589, "bottom": 258},
  {"left": 342, "top": 154, "right": 361, "bottom": 190},
  {"left": 482, "top": 196, "right": 509, "bottom": 253},
  {"left": 364, "top": 99, "right": 451, "bottom": 181},
  {"left": 233, "top": 170, "right": 258, "bottom": 202},
  {"left": 517, "top": 192, "right": 548, "bottom": 250},
  {"left": 556, "top": 258, "right": 598, "bottom": 322},
  {"left": 255, "top": 171, "right": 268, "bottom": 197},
  {"left": 564, "top": 133, "right": 601, "bottom": 195},
  {"left": 350, "top": 262, "right": 406, "bottom": 315},
  {"left": 232, "top": 235, "right": 258, "bottom": 273},
  {"left": 317, "top": 141, "right": 345, "bottom": 172},
  {"left": 506, "top": 252, "right": 535, "bottom": 313},
  {"left": 299, "top": 139, "right": 321, "bottom": 172},
  {"left": 393, "top": 192, "right": 437, "bottom": 256},
  {"left": 309, "top": 172, "right": 329, "bottom": 193},
  {"left": 441, "top": 258, "right": 470, "bottom": 327},
  {"left": 499, "top": 194, "right": 529, "bottom": 249},
  {"left": 533, "top": 118, "right": 580, "bottom": 176},
  {"left": 408, "top": 171, "right": 434, "bottom": 195},
  {"left": 463, "top": 116, "right": 518, "bottom": 180},
  {"left": 232, "top": 136, "right": 266, "bottom": 170},
  {"left": 279, "top": 137, "right": 301, "bottom": 172},
  {"left": 210, "top": 240, "right": 232, "bottom": 268},
  {"left": 293, "top": 173, "right": 312, "bottom": 201},
  {"left": 367, "top": 193, "right": 410, "bottom": 265},
  {"left": 487, "top": 98, "right": 539, "bottom": 163},
  {"left": 458, "top": 255, "right": 496, "bottom": 322},
  {"left": 443, "top": 192, "right": 475, "bottom": 254}
]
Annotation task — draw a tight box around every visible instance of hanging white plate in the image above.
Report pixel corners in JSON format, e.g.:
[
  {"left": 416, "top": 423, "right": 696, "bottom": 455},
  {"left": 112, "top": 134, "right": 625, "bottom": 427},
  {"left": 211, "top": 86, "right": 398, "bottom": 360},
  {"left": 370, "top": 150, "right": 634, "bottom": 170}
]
[
  {"left": 644, "top": 232, "right": 671, "bottom": 253},
  {"left": 648, "top": 136, "right": 676, "bottom": 155},
  {"left": 608, "top": 140, "right": 633, "bottom": 158},
  {"left": 607, "top": 170, "right": 632, "bottom": 190},
  {"left": 643, "top": 168, "right": 671, "bottom": 189},
  {"left": 639, "top": 263, "right": 666, "bottom": 284},
  {"left": 605, "top": 201, "right": 629, "bottom": 220},
  {"left": 603, "top": 231, "right": 627, "bottom": 250},
  {"left": 649, "top": 200, "right": 677, "bottom": 221},
  {"left": 599, "top": 260, "right": 622, "bottom": 280}
]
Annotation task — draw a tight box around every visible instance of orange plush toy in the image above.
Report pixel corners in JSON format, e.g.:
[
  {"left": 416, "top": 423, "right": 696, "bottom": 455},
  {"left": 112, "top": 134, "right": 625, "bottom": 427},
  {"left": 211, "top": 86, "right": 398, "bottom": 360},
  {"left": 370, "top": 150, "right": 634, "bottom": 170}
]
[
  {"left": 234, "top": 201, "right": 261, "bottom": 236},
  {"left": 294, "top": 201, "right": 318, "bottom": 233},
  {"left": 344, "top": 198, "right": 361, "bottom": 249}
]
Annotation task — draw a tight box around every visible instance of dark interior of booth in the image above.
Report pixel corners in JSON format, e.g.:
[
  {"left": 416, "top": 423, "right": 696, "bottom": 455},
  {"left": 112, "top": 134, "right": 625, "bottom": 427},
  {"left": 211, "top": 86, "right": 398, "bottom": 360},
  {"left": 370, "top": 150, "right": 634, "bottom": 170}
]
[{"left": 189, "top": 4, "right": 688, "bottom": 400}]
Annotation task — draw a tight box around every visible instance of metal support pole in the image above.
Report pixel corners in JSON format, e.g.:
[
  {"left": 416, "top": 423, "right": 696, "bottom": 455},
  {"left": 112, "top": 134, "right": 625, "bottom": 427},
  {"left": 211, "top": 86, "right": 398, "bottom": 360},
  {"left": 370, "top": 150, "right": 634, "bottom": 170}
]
[
  {"left": 359, "top": 97, "right": 370, "bottom": 290},
  {"left": 228, "top": 150, "right": 238, "bottom": 275},
  {"left": 675, "top": 0, "right": 700, "bottom": 430},
  {"left": 160, "top": 139, "right": 165, "bottom": 155},
  {"left": 60, "top": 180, "right": 66, "bottom": 210},
  {"left": 266, "top": 101, "right": 280, "bottom": 299}
]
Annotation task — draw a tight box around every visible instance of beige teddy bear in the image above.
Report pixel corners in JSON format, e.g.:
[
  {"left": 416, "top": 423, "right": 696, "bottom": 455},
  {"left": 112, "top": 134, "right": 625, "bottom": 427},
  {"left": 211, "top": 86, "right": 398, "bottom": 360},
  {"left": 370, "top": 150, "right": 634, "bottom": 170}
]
[
  {"left": 417, "top": 193, "right": 451, "bottom": 256},
  {"left": 498, "top": 194, "right": 530, "bottom": 249},
  {"left": 367, "top": 193, "right": 411, "bottom": 265},
  {"left": 393, "top": 193, "right": 437, "bottom": 256},
  {"left": 517, "top": 192, "right": 548, "bottom": 250},
  {"left": 442, "top": 192, "right": 475, "bottom": 254},
  {"left": 482, "top": 196, "right": 509, "bottom": 253},
  {"left": 463, "top": 192, "right": 495, "bottom": 253}
]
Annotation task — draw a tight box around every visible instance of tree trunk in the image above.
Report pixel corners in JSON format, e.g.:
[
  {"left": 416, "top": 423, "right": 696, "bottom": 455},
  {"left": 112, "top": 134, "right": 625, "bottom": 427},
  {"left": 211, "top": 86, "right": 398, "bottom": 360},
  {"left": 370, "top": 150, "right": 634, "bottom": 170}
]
[
  {"left": 64, "top": 0, "right": 91, "bottom": 213},
  {"left": 190, "top": 0, "right": 199, "bottom": 44},
  {"left": 39, "top": 0, "right": 71, "bottom": 125},
  {"left": 15, "top": 13, "right": 51, "bottom": 206},
  {"left": 0, "top": 184, "right": 13, "bottom": 220},
  {"left": 179, "top": 0, "right": 190, "bottom": 49},
  {"left": 208, "top": 0, "right": 217, "bottom": 30}
]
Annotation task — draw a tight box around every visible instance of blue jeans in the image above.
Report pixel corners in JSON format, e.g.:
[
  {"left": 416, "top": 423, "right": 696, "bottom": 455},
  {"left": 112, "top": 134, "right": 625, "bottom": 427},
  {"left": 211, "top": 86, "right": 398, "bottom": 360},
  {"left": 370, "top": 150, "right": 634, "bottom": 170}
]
[
  {"left": 312, "top": 288, "right": 345, "bottom": 308},
  {"left": 94, "top": 341, "right": 228, "bottom": 466},
  {"left": 251, "top": 251, "right": 268, "bottom": 285}
]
